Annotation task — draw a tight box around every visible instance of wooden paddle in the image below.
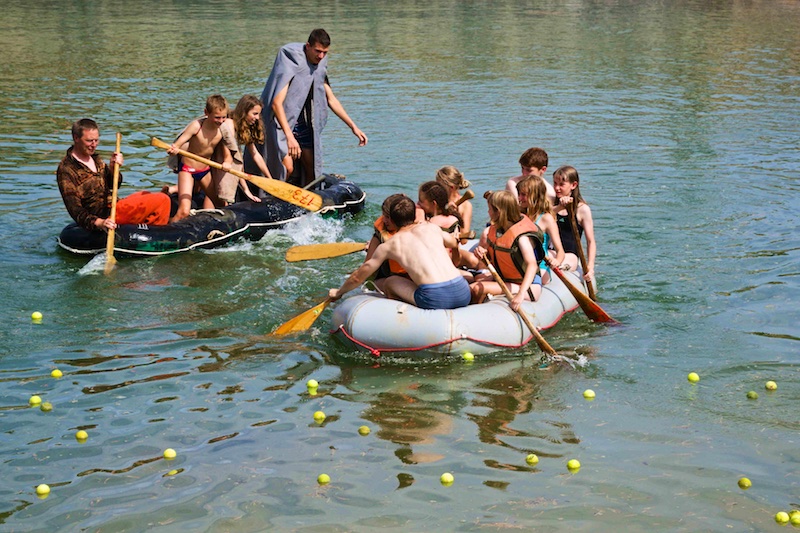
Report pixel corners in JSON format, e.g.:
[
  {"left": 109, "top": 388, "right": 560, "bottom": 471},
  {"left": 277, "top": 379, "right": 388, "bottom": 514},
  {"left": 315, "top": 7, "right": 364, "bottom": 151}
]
[
  {"left": 486, "top": 263, "right": 560, "bottom": 359},
  {"left": 103, "top": 132, "right": 122, "bottom": 275},
  {"left": 272, "top": 298, "right": 331, "bottom": 335},
  {"left": 286, "top": 242, "right": 367, "bottom": 262},
  {"left": 567, "top": 201, "right": 597, "bottom": 300},
  {"left": 549, "top": 264, "right": 619, "bottom": 325},
  {"left": 150, "top": 137, "right": 323, "bottom": 211}
]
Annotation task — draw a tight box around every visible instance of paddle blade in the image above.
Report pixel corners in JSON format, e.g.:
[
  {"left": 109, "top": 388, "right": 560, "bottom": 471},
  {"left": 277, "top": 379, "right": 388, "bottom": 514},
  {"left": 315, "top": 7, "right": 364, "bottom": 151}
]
[
  {"left": 103, "top": 251, "right": 117, "bottom": 275},
  {"left": 245, "top": 174, "right": 323, "bottom": 212},
  {"left": 551, "top": 266, "right": 619, "bottom": 325},
  {"left": 272, "top": 299, "right": 331, "bottom": 335},
  {"left": 285, "top": 242, "right": 366, "bottom": 262}
]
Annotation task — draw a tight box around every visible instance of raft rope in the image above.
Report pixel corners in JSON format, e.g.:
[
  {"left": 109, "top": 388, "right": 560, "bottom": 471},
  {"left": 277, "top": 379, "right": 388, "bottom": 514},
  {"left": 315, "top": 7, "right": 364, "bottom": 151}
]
[{"left": 334, "top": 325, "right": 535, "bottom": 358}]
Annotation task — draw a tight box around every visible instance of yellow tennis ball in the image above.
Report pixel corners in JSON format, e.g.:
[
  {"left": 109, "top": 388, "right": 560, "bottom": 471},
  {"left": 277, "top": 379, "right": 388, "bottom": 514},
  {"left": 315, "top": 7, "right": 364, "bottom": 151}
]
[
  {"left": 687, "top": 372, "right": 700, "bottom": 383},
  {"left": 462, "top": 352, "right": 474, "bottom": 362},
  {"left": 440, "top": 472, "right": 454, "bottom": 485},
  {"left": 567, "top": 459, "right": 581, "bottom": 471},
  {"left": 163, "top": 448, "right": 177, "bottom": 460},
  {"left": 317, "top": 473, "right": 330, "bottom": 485},
  {"left": 29, "top": 395, "right": 42, "bottom": 406},
  {"left": 36, "top": 484, "right": 50, "bottom": 495},
  {"left": 790, "top": 514, "right": 800, "bottom": 527},
  {"left": 746, "top": 391, "right": 759, "bottom": 400},
  {"left": 765, "top": 381, "right": 777, "bottom": 391},
  {"left": 313, "top": 411, "right": 326, "bottom": 423},
  {"left": 583, "top": 389, "right": 596, "bottom": 399},
  {"left": 307, "top": 379, "right": 319, "bottom": 389},
  {"left": 789, "top": 510, "right": 800, "bottom": 521},
  {"left": 31, "top": 312, "right": 43, "bottom": 321},
  {"left": 737, "top": 477, "right": 751, "bottom": 490},
  {"left": 75, "top": 430, "right": 88, "bottom": 441},
  {"left": 51, "top": 369, "right": 63, "bottom": 378},
  {"left": 40, "top": 402, "right": 53, "bottom": 412},
  {"left": 775, "top": 512, "right": 790, "bottom": 524},
  {"left": 358, "top": 425, "right": 370, "bottom": 436},
  {"left": 167, "top": 469, "right": 179, "bottom": 476},
  {"left": 525, "top": 453, "right": 539, "bottom": 465}
]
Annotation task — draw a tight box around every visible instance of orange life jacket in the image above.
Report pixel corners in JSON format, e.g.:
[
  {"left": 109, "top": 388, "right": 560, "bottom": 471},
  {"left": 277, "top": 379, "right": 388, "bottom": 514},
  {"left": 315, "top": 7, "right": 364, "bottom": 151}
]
[
  {"left": 373, "top": 216, "right": 407, "bottom": 275},
  {"left": 486, "top": 215, "right": 545, "bottom": 283}
]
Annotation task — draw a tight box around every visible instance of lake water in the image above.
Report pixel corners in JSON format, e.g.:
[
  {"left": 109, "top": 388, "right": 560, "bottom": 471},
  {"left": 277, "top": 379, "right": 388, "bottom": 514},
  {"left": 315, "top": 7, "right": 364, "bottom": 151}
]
[{"left": 1, "top": 1, "right": 798, "bottom": 531}]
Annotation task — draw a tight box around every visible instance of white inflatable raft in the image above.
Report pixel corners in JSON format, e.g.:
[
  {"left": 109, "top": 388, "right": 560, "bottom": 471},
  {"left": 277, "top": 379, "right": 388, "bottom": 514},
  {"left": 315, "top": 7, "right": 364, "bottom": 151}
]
[{"left": 330, "top": 267, "right": 586, "bottom": 357}]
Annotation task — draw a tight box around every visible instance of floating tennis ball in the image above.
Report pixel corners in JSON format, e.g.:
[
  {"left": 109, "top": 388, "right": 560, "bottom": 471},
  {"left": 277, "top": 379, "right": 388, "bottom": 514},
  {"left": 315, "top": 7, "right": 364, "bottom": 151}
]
[
  {"left": 167, "top": 469, "right": 179, "bottom": 476},
  {"left": 29, "top": 395, "right": 42, "bottom": 406},
  {"left": 775, "top": 512, "right": 790, "bottom": 524},
  {"left": 31, "top": 312, "right": 43, "bottom": 321},
  {"left": 462, "top": 352, "right": 474, "bottom": 362},
  {"left": 36, "top": 484, "right": 50, "bottom": 496},
  {"left": 583, "top": 389, "right": 596, "bottom": 399},
  {"left": 358, "top": 425, "right": 370, "bottom": 436},
  {"left": 567, "top": 459, "right": 581, "bottom": 471},
  {"left": 51, "top": 369, "right": 63, "bottom": 378},
  {"left": 746, "top": 391, "right": 759, "bottom": 400},
  {"left": 317, "top": 473, "right": 330, "bottom": 485},
  {"left": 163, "top": 448, "right": 177, "bottom": 460},
  {"left": 313, "top": 411, "right": 326, "bottom": 423},
  {"left": 525, "top": 453, "right": 539, "bottom": 465},
  {"left": 440, "top": 472, "right": 454, "bottom": 485},
  {"left": 40, "top": 402, "right": 53, "bottom": 412},
  {"left": 687, "top": 372, "right": 700, "bottom": 383},
  {"left": 737, "top": 477, "right": 751, "bottom": 490},
  {"left": 790, "top": 514, "right": 800, "bottom": 527},
  {"left": 765, "top": 381, "right": 777, "bottom": 391},
  {"left": 307, "top": 379, "right": 319, "bottom": 389},
  {"left": 75, "top": 430, "right": 88, "bottom": 441}
]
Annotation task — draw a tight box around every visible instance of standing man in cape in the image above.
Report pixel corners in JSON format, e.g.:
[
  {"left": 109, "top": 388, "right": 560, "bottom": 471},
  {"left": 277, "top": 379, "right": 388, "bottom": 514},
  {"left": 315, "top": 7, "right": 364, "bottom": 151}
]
[{"left": 260, "top": 28, "right": 367, "bottom": 186}]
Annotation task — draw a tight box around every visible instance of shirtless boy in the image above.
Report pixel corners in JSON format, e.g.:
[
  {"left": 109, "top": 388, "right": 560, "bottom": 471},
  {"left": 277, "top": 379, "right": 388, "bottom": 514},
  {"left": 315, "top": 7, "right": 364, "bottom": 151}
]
[
  {"left": 168, "top": 94, "right": 233, "bottom": 222},
  {"left": 328, "top": 194, "right": 471, "bottom": 310},
  {"left": 505, "top": 147, "right": 555, "bottom": 205}
]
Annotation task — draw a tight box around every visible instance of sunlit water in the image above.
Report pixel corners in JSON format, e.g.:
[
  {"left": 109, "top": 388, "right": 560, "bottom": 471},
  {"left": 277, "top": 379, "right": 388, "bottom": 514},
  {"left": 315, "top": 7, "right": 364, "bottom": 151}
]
[{"left": 1, "top": 1, "right": 798, "bottom": 531}]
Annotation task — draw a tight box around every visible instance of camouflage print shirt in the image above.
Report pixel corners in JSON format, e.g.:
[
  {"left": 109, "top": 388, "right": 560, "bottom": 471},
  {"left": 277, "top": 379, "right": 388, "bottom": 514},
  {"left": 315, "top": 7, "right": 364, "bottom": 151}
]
[{"left": 56, "top": 147, "right": 123, "bottom": 231}]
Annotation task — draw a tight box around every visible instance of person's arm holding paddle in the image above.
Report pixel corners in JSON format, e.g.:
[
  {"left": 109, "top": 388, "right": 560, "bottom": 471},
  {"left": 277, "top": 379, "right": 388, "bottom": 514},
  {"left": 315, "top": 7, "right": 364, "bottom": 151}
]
[
  {"left": 577, "top": 202, "right": 596, "bottom": 282},
  {"left": 329, "top": 248, "right": 385, "bottom": 302}
]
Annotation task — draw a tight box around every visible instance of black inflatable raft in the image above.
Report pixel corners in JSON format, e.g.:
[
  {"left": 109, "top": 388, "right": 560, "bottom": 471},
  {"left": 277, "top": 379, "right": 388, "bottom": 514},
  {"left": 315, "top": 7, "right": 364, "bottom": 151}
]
[{"left": 57, "top": 174, "right": 365, "bottom": 258}]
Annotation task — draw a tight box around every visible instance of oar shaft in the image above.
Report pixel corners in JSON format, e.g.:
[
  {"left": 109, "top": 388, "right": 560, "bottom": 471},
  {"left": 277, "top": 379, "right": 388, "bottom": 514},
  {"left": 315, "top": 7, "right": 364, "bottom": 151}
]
[
  {"left": 567, "top": 202, "right": 597, "bottom": 301},
  {"left": 486, "top": 263, "right": 558, "bottom": 357},
  {"left": 104, "top": 132, "right": 122, "bottom": 275}
]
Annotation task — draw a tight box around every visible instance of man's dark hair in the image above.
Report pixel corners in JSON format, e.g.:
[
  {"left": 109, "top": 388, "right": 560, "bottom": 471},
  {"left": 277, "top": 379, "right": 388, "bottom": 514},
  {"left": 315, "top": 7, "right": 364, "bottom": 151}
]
[
  {"left": 71, "top": 118, "right": 99, "bottom": 140},
  {"left": 387, "top": 194, "right": 416, "bottom": 228},
  {"left": 307, "top": 28, "right": 331, "bottom": 47}
]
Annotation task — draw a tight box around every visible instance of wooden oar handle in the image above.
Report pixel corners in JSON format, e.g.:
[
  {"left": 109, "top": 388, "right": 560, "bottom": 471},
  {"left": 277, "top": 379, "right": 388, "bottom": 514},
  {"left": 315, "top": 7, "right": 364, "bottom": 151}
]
[
  {"left": 486, "top": 263, "right": 558, "bottom": 357},
  {"left": 456, "top": 189, "right": 474, "bottom": 206},
  {"left": 104, "top": 132, "right": 122, "bottom": 275},
  {"left": 151, "top": 137, "right": 248, "bottom": 181},
  {"left": 566, "top": 201, "right": 596, "bottom": 300}
]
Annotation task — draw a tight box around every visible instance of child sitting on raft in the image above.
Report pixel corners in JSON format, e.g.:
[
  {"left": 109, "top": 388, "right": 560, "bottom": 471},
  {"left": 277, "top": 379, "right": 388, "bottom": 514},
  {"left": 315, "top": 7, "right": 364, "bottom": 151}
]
[
  {"left": 435, "top": 165, "right": 473, "bottom": 240},
  {"left": 552, "top": 165, "right": 596, "bottom": 282},
  {"left": 517, "top": 177, "right": 565, "bottom": 284},
  {"left": 329, "top": 194, "right": 470, "bottom": 310},
  {"left": 469, "top": 191, "right": 546, "bottom": 310},
  {"left": 417, "top": 181, "right": 463, "bottom": 233}
]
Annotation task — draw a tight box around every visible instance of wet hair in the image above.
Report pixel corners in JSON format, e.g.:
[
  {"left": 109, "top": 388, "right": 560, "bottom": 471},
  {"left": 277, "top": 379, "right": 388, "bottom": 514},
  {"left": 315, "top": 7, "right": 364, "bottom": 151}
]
[
  {"left": 71, "top": 118, "right": 99, "bottom": 140},
  {"left": 552, "top": 165, "right": 586, "bottom": 207},
  {"left": 435, "top": 165, "right": 470, "bottom": 190},
  {"left": 384, "top": 194, "right": 416, "bottom": 228},
  {"left": 488, "top": 190, "right": 522, "bottom": 230},
  {"left": 516, "top": 177, "right": 551, "bottom": 218},
  {"left": 232, "top": 95, "right": 264, "bottom": 146},
  {"left": 518, "top": 147, "right": 548, "bottom": 170},
  {"left": 307, "top": 28, "right": 331, "bottom": 47},
  {"left": 205, "top": 94, "right": 229, "bottom": 114},
  {"left": 419, "top": 181, "right": 463, "bottom": 227}
]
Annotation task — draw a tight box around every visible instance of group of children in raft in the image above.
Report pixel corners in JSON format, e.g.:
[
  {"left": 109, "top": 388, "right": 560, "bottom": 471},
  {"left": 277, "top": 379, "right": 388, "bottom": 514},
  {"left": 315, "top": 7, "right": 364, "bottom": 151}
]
[{"left": 365, "top": 147, "right": 595, "bottom": 311}]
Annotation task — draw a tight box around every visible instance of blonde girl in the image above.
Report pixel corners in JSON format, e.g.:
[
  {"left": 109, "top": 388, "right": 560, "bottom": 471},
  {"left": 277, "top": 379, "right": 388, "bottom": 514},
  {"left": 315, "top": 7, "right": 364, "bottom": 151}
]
[
  {"left": 470, "top": 191, "right": 545, "bottom": 309},
  {"left": 516, "top": 177, "right": 565, "bottom": 284}
]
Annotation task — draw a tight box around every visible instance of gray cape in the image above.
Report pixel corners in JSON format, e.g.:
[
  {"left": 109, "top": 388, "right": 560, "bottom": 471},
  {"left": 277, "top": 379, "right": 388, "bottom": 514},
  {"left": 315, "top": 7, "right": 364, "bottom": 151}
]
[{"left": 260, "top": 42, "right": 329, "bottom": 182}]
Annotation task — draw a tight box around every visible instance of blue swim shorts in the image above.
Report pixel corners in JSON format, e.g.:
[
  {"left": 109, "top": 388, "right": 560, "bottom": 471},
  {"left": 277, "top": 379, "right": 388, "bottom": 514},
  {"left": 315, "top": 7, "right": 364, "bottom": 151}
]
[{"left": 414, "top": 276, "right": 471, "bottom": 310}]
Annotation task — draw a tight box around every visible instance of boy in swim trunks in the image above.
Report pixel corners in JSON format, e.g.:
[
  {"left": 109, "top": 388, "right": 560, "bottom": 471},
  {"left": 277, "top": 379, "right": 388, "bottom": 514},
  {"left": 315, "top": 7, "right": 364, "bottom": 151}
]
[
  {"left": 329, "top": 194, "right": 471, "bottom": 310},
  {"left": 167, "top": 94, "right": 233, "bottom": 222}
]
